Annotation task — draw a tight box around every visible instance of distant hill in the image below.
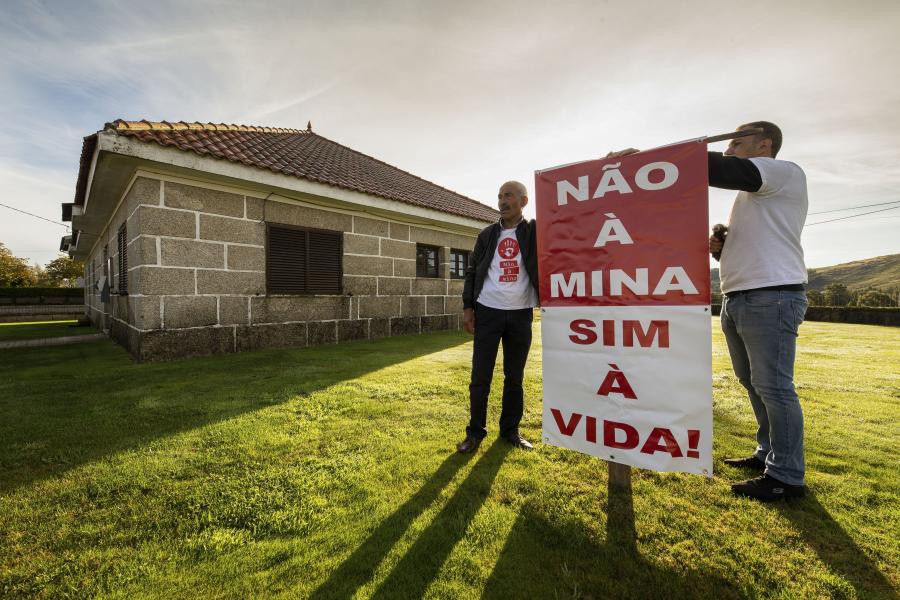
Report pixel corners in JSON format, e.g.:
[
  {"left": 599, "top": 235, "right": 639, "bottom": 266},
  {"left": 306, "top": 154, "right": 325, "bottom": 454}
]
[
  {"left": 710, "top": 253, "right": 899, "bottom": 294},
  {"left": 806, "top": 254, "right": 900, "bottom": 291}
]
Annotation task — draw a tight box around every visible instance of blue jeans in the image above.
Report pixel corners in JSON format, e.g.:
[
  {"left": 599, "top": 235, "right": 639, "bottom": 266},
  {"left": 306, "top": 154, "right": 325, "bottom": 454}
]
[{"left": 721, "top": 290, "right": 808, "bottom": 485}]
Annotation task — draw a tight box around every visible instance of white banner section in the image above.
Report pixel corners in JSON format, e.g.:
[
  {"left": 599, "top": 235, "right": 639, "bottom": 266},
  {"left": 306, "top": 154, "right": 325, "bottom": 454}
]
[{"left": 541, "top": 305, "right": 713, "bottom": 476}]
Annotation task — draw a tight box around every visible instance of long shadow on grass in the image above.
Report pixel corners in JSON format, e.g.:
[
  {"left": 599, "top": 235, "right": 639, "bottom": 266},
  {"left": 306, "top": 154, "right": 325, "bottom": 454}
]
[
  {"left": 778, "top": 494, "right": 898, "bottom": 599},
  {"left": 308, "top": 452, "right": 470, "bottom": 599},
  {"left": 483, "top": 480, "right": 741, "bottom": 600},
  {"left": 0, "top": 332, "right": 468, "bottom": 494},
  {"left": 606, "top": 474, "right": 636, "bottom": 553},
  {"left": 309, "top": 441, "right": 509, "bottom": 600},
  {"left": 369, "top": 441, "right": 509, "bottom": 600}
]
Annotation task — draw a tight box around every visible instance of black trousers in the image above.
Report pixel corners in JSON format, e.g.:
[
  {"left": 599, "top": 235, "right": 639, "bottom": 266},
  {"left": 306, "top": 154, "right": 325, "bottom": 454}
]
[{"left": 467, "top": 303, "right": 534, "bottom": 440}]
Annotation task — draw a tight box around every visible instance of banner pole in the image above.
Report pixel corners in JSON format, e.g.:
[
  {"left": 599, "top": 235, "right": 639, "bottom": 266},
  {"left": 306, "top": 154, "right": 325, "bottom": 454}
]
[{"left": 704, "top": 128, "right": 764, "bottom": 144}]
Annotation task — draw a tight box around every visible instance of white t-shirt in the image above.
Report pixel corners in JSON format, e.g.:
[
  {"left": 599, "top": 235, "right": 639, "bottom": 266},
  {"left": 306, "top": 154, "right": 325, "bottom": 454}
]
[
  {"left": 476, "top": 227, "right": 538, "bottom": 310},
  {"left": 719, "top": 157, "right": 809, "bottom": 294}
]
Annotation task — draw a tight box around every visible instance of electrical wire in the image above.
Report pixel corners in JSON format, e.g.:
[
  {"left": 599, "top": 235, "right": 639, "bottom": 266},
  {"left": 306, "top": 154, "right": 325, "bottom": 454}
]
[
  {"left": 809, "top": 200, "right": 900, "bottom": 215},
  {"left": 0, "top": 202, "right": 69, "bottom": 228},
  {"left": 807, "top": 205, "right": 900, "bottom": 226}
]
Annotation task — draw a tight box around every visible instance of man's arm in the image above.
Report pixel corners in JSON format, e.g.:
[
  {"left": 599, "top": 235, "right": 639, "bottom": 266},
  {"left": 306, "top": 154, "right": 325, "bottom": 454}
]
[
  {"left": 607, "top": 149, "right": 762, "bottom": 193},
  {"left": 708, "top": 151, "right": 762, "bottom": 192},
  {"left": 462, "top": 232, "right": 485, "bottom": 334},
  {"left": 462, "top": 233, "right": 484, "bottom": 311}
]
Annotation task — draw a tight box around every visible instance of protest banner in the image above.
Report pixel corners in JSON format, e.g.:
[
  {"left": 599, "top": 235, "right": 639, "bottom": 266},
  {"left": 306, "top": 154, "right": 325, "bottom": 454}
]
[{"left": 536, "top": 141, "right": 713, "bottom": 476}]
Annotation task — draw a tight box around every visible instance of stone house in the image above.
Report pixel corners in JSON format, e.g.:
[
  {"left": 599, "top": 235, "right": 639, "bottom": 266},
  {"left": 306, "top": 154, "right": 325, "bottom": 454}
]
[{"left": 61, "top": 120, "right": 497, "bottom": 360}]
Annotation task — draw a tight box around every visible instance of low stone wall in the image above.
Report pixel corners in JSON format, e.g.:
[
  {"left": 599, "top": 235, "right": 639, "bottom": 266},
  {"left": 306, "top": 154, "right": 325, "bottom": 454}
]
[
  {"left": 131, "top": 313, "right": 461, "bottom": 361},
  {"left": 0, "top": 305, "right": 85, "bottom": 323}
]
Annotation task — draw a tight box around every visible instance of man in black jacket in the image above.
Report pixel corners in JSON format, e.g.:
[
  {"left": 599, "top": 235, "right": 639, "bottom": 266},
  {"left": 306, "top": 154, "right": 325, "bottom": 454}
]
[{"left": 457, "top": 180, "right": 539, "bottom": 454}]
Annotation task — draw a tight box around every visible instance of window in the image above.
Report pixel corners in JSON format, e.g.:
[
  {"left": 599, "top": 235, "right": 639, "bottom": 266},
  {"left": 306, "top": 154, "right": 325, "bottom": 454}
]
[
  {"left": 416, "top": 244, "right": 439, "bottom": 278},
  {"left": 266, "top": 224, "right": 342, "bottom": 294},
  {"left": 449, "top": 249, "right": 468, "bottom": 279},
  {"left": 117, "top": 223, "right": 128, "bottom": 294}
]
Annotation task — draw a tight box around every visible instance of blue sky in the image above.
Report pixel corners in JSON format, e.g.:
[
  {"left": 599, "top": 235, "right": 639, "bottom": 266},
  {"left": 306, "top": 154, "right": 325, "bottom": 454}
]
[{"left": 2, "top": 0, "right": 898, "bottom": 268}]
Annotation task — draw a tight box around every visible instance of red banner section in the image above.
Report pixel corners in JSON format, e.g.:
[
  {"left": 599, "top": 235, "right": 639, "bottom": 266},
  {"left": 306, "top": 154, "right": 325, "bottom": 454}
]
[{"left": 536, "top": 142, "right": 710, "bottom": 307}]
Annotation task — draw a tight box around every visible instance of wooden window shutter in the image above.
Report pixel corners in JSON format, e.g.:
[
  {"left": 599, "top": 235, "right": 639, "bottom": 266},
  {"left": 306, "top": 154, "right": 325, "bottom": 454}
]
[
  {"left": 267, "top": 224, "right": 342, "bottom": 295},
  {"left": 307, "top": 230, "right": 342, "bottom": 294}
]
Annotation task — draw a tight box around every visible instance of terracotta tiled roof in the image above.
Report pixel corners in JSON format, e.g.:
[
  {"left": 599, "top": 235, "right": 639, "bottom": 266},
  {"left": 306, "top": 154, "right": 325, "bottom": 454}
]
[{"left": 79, "top": 119, "right": 499, "bottom": 222}]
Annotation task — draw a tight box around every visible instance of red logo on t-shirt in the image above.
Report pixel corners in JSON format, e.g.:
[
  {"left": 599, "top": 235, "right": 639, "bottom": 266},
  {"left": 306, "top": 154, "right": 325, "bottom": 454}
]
[{"left": 498, "top": 238, "right": 520, "bottom": 260}]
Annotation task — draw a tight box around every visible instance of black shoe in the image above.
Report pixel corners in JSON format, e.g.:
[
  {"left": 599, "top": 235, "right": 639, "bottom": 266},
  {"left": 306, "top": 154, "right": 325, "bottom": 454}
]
[
  {"left": 731, "top": 474, "right": 805, "bottom": 502},
  {"left": 456, "top": 436, "right": 482, "bottom": 454},
  {"left": 503, "top": 434, "right": 534, "bottom": 450},
  {"left": 724, "top": 455, "right": 765, "bottom": 470}
]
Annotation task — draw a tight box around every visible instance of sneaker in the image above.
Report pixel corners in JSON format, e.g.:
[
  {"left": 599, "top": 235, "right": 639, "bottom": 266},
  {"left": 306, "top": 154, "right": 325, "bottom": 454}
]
[
  {"left": 456, "top": 436, "right": 482, "bottom": 454},
  {"left": 503, "top": 434, "right": 534, "bottom": 450},
  {"left": 724, "top": 455, "right": 765, "bottom": 470},
  {"left": 731, "top": 474, "right": 805, "bottom": 502}
]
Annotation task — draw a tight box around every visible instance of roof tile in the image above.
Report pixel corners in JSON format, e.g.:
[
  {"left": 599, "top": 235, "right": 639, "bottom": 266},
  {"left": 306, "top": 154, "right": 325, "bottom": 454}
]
[{"left": 83, "top": 120, "right": 497, "bottom": 223}]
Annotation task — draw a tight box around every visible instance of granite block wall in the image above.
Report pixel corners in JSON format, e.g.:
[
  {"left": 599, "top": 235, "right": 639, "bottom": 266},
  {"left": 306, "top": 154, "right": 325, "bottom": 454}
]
[{"left": 85, "top": 175, "right": 479, "bottom": 360}]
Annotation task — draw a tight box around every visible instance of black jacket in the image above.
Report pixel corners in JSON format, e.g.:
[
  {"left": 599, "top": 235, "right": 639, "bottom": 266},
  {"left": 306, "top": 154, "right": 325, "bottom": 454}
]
[{"left": 463, "top": 219, "right": 539, "bottom": 310}]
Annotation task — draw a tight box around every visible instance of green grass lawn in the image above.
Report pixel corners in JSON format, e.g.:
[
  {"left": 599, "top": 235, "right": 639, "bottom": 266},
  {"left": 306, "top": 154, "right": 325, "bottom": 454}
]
[
  {"left": 0, "top": 320, "right": 98, "bottom": 342},
  {"left": 1, "top": 320, "right": 897, "bottom": 599}
]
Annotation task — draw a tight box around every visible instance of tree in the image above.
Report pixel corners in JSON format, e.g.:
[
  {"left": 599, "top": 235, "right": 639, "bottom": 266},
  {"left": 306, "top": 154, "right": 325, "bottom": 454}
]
[
  {"left": 806, "top": 289, "right": 824, "bottom": 306},
  {"left": 0, "top": 243, "right": 36, "bottom": 287},
  {"left": 822, "top": 283, "right": 851, "bottom": 306},
  {"left": 44, "top": 254, "right": 84, "bottom": 288},
  {"left": 31, "top": 263, "right": 48, "bottom": 286},
  {"left": 854, "top": 288, "right": 896, "bottom": 308}
]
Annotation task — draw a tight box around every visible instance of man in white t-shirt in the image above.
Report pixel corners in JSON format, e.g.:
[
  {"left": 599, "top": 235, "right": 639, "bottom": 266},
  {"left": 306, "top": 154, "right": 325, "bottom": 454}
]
[
  {"left": 457, "top": 181, "right": 539, "bottom": 454},
  {"left": 708, "top": 121, "right": 809, "bottom": 502},
  {"left": 608, "top": 121, "right": 808, "bottom": 501}
]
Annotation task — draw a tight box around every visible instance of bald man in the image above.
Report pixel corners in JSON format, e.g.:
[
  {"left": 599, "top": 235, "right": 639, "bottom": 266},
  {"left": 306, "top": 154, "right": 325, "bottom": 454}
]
[{"left": 458, "top": 181, "right": 539, "bottom": 453}]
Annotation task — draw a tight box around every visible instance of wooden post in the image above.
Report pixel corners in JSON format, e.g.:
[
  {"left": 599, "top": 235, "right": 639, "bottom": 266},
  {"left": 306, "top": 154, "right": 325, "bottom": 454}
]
[
  {"left": 608, "top": 460, "right": 631, "bottom": 492},
  {"left": 607, "top": 460, "right": 636, "bottom": 551}
]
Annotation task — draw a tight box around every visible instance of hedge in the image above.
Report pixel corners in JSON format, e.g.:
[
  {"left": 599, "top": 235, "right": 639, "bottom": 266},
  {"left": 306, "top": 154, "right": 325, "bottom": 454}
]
[
  {"left": 711, "top": 304, "right": 899, "bottom": 327},
  {"left": 803, "top": 306, "right": 900, "bottom": 326},
  {"left": 0, "top": 287, "right": 84, "bottom": 305}
]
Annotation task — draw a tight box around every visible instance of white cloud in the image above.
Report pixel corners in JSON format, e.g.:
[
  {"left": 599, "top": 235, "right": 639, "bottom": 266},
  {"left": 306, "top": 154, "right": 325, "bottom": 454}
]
[{"left": 1, "top": 0, "right": 898, "bottom": 269}]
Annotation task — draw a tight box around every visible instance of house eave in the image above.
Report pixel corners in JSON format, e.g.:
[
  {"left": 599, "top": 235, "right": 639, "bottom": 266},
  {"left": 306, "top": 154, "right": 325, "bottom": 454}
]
[{"left": 98, "top": 132, "right": 494, "bottom": 230}]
